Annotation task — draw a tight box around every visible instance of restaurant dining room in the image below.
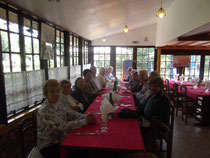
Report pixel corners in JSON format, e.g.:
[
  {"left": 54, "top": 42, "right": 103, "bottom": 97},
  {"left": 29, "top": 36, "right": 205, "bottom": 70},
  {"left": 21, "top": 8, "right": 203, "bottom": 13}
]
[{"left": 0, "top": 0, "right": 210, "bottom": 158}]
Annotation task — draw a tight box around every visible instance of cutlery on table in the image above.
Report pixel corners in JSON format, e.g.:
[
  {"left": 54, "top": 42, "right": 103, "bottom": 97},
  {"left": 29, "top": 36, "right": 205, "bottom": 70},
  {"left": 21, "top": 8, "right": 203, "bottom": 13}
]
[{"left": 76, "top": 132, "right": 100, "bottom": 135}]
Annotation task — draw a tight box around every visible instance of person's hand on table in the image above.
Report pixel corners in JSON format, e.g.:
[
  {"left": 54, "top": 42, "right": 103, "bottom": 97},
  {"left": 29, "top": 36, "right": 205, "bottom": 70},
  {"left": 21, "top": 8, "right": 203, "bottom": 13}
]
[{"left": 86, "top": 113, "right": 97, "bottom": 125}]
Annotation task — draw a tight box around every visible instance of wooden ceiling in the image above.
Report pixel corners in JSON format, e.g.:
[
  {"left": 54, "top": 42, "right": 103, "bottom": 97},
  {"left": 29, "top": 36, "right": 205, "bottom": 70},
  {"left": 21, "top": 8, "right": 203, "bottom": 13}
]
[{"left": 159, "top": 31, "right": 210, "bottom": 50}]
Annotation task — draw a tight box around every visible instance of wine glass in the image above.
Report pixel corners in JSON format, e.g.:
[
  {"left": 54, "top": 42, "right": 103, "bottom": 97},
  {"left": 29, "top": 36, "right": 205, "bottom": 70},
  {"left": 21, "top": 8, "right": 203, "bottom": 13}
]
[
  {"left": 100, "top": 118, "right": 108, "bottom": 133},
  {"left": 205, "top": 83, "right": 209, "bottom": 93}
]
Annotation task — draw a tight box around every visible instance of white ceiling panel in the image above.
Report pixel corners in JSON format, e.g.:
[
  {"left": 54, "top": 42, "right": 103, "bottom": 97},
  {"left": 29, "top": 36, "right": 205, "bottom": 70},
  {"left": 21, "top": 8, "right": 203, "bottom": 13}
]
[{"left": 4, "top": 0, "right": 174, "bottom": 40}]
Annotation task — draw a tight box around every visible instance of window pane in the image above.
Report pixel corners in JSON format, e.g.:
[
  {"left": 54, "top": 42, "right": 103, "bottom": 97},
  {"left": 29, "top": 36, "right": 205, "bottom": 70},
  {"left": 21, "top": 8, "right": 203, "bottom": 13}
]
[
  {"left": 57, "top": 56, "right": 61, "bottom": 67},
  {"left": 1, "top": 31, "right": 9, "bottom": 51},
  {"left": 32, "top": 21, "right": 38, "bottom": 38},
  {"left": 56, "top": 30, "right": 60, "bottom": 42},
  {"left": 56, "top": 43, "right": 60, "bottom": 55},
  {"left": 8, "top": 12, "right": 19, "bottom": 33},
  {"left": 34, "top": 55, "right": 40, "bottom": 70},
  {"left": 61, "top": 32, "right": 64, "bottom": 43},
  {"left": 10, "top": 33, "right": 20, "bottom": 52},
  {"left": 23, "top": 18, "right": 31, "bottom": 36},
  {"left": 2, "top": 53, "right": 10, "bottom": 72},
  {"left": 61, "top": 56, "right": 64, "bottom": 67},
  {"left": 24, "top": 36, "right": 32, "bottom": 53},
  {"left": 0, "top": 8, "right": 7, "bottom": 30},
  {"left": 26, "top": 55, "right": 33, "bottom": 71},
  {"left": 11, "top": 54, "right": 21, "bottom": 72},
  {"left": 33, "top": 38, "right": 39, "bottom": 53},
  {"left": 61, "top": 44, "right": 64, "bottom": 55}
]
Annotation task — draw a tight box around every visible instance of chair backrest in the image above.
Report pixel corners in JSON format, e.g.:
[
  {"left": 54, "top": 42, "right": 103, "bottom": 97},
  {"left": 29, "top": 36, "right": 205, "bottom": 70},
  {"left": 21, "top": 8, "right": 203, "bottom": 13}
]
[
  {"left": 152, "top": 119, "right": 173, "bottom": 158},
  {"left": 169, "top": 104, "right": 175, "bottom": 130},
  {"left": 180, "top": 85, "right": 188, "bottom": 106},
  {"left": 164, "top": 79, "right": 169, "bottom": 93}
]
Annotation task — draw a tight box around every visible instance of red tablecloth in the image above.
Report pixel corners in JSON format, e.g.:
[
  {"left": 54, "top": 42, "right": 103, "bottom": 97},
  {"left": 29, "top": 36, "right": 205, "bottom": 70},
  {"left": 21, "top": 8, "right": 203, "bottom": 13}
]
[
  {"left": 186, "top": 87, "right": 210, "bottom": 99},
  {"left": 169, "top": 80, "right": 193, "bottom": 89},
  {"left": 60, "top": 89, "right": 145, "bottom": 158}
]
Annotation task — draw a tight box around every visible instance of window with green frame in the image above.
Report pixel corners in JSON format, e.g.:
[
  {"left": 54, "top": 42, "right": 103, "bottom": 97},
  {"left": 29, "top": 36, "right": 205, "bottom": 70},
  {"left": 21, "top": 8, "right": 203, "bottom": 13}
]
[
  {"left": 116, "top": 47, "right": 133, "bottom": 79},
  {"left": 93, "top": 47, "right": 111, "bottom": 74},
  {"left": 73, "top": 36, "right": 79, "bottom": 65},
  {"left": 0, "top": 8, "right": 21, "bottom": 72},
  {"left": 185, "top": 55, "right": 201, "bottom": 79},
  {"left": 204, "top": 55, "right": 210, "bottom": 80},
  {"left": 160, "top": 55, "right": 173, "bottom": 80},
  {"left": 137, "top": 47, "right": 155, "bottom": 72},
  {"left": 23, "top": 17, "right": 40, "bottom": 71},
  {"left": 55, "top": 29, "right": 64, "bottom": 67}
]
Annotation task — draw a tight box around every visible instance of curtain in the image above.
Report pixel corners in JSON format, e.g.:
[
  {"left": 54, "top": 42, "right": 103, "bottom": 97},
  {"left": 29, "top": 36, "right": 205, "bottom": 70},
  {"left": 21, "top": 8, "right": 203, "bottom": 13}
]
[
  {"left": 70, "top": 65, "right": 81, "bottom": 86},
  {"left": 83, "top": 64, "right": 91, "bottom": 70},
  {"left": 26, "top": 70, "right": 45, "bottom": 106},
  {"left": 5, "top": 72, "right": 28, "bottom": 114},
  {"left": 4, "top": 69, "right": 46, "bottom": 115},
  {"left": 48, "top": 66, "right": 68, "bottom": 81}
]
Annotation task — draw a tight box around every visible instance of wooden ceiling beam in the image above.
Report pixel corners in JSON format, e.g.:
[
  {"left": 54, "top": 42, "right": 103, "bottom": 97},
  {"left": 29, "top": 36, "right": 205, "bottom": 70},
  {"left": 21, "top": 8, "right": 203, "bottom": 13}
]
[
  {"left": 178, "top": 32, "right": 210, "bottom": 41},
  {"left": 158, "top": 45, "right": 210, "bottom": 50}
]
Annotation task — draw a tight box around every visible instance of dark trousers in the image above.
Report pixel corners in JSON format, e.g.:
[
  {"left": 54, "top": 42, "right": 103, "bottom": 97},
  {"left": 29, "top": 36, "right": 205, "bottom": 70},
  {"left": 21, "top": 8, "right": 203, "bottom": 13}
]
[
  {"left": 40, "top": 144, "right": 60, "bottom": 158},
  {"left": 40, "top": 144, "right": 87, "bottom": 158}
]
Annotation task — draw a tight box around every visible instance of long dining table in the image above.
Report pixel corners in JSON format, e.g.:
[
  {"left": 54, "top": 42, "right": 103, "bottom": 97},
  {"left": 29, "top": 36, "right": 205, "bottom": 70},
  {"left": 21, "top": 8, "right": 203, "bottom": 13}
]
[
  {"left": 168, "top": 80, "right": 210, "bottom": 125},
  {"left": 60, "top": 87, "right": 145, "bottom": 158}
]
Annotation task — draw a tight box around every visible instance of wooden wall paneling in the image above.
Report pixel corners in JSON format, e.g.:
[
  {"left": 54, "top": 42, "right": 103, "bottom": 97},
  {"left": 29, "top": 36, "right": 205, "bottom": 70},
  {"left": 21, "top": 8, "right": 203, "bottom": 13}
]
[
  {"left": 0, "top": 125, "right": 23, "bottom": 158},
  {"left": 20, "top": 112, "right": 37, "bottom": 158}
]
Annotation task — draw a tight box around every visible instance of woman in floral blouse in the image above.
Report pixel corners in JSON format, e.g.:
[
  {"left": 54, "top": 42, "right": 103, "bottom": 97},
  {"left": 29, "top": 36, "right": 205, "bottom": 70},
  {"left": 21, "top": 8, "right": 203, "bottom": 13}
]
[{"left": 37, "top": 79, "right": 96, "bottom": 158}]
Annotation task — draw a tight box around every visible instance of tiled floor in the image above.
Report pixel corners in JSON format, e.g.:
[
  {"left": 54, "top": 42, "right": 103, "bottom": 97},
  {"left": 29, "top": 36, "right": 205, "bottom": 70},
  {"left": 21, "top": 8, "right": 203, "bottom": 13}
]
[{"left": 172, "top": 113, "right": 210, "bottom": 158}]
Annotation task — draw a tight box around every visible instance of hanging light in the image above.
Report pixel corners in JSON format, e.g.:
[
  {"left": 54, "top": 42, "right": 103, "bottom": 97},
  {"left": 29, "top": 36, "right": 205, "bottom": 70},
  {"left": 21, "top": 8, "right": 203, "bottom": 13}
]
[
  {"left": 102, "top": 37, "right": 106, "bottom": 42},
  {"left": 156, "top": 0, "right": 166, "bottom": 18},
  {"left": 123, "top": 8, "right": 129, "bottom": 33},
  {"left": 123, "top": 25, "right": 129, "bottom": 33}
]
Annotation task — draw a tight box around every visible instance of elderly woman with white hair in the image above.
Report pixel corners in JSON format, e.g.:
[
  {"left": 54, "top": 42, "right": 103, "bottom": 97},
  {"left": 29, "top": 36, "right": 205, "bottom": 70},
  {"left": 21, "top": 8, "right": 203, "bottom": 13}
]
[
  {"left": 106, "top": 66, "right": 114, "bottom": 81},
  {"left": 97, "top": 67, "right": 108, "bottom": 88},
  {"left": 37, "top": 79, "right": 96, "bottom": 158}
]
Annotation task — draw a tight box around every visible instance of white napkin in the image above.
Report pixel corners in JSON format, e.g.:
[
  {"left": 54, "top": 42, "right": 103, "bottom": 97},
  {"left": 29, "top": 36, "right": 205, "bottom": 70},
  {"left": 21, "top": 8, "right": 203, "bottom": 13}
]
[
  {"left": 102, "top": 92, "right": 121, "bottom": 101},
  {"left": 106, "top": 82, "right": 114, "bottom": 90},
  {"left": 100, "top": 98, "right": 115, "bottom": 121}
]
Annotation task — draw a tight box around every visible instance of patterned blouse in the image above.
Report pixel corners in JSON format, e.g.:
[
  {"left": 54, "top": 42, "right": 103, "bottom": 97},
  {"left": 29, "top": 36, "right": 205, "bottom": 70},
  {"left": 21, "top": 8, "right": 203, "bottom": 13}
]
[{"left": 37, "top": 100, "right": 87, "bottom": 150}]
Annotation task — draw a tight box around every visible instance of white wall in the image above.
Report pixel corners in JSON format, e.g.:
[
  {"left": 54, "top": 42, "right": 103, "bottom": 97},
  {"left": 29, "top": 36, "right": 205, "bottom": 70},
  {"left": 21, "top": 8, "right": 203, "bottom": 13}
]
[
  {"left": 156, "top": 0, "right": 210, "bottom": 46},
  {"left": 92, "top": 23, "right": 156, "bottom": 46}
]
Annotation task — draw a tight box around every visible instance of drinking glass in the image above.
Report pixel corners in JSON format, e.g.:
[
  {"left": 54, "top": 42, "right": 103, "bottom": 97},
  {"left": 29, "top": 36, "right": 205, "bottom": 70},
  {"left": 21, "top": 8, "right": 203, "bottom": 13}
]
[
  {"left": 205, "top": 84, "right": 209, "bottom": 93},
  {"left": 100, "top": 118, "right": 108, "bottom": 133}
]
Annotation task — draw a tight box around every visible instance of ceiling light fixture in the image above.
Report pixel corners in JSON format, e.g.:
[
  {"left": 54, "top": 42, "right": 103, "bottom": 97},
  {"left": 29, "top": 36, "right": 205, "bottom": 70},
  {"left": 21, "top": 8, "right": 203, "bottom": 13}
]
[
  {"left": 123, "top": 8, "right": 129, "bottom": 33},
  {"left": 48, "top": 0, "right": 60, "bottom": 2},
  {"left": 156, "top": 0, "right": 166, "bottom": 18},
  {"left": 102, "top": 37, "right": 106, "bottom": 42}
]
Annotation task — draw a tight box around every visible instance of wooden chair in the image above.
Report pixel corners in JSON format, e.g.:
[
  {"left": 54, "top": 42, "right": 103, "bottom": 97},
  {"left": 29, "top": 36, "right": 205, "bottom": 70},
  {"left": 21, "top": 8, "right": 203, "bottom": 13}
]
[
  {"left": 169, "top": 104, "right": 175, "bottom": 130},
  {"left": 20, "top": 113, "right": 37, "bottom": 158},
  {"left": 195, "top": 96, "right": 203, "bottom": 124},
  {"left": 172, "top": 83, "right": 182, "bottom": 116},
  {"left": 180, "top": 86, "right": 197, "bottom": 125},
  {"left": 165, "top": 79, "right": 174, "bottom": 100},
  {"left": 152, "top": 119, "right": 173, "bottom": 158}
]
